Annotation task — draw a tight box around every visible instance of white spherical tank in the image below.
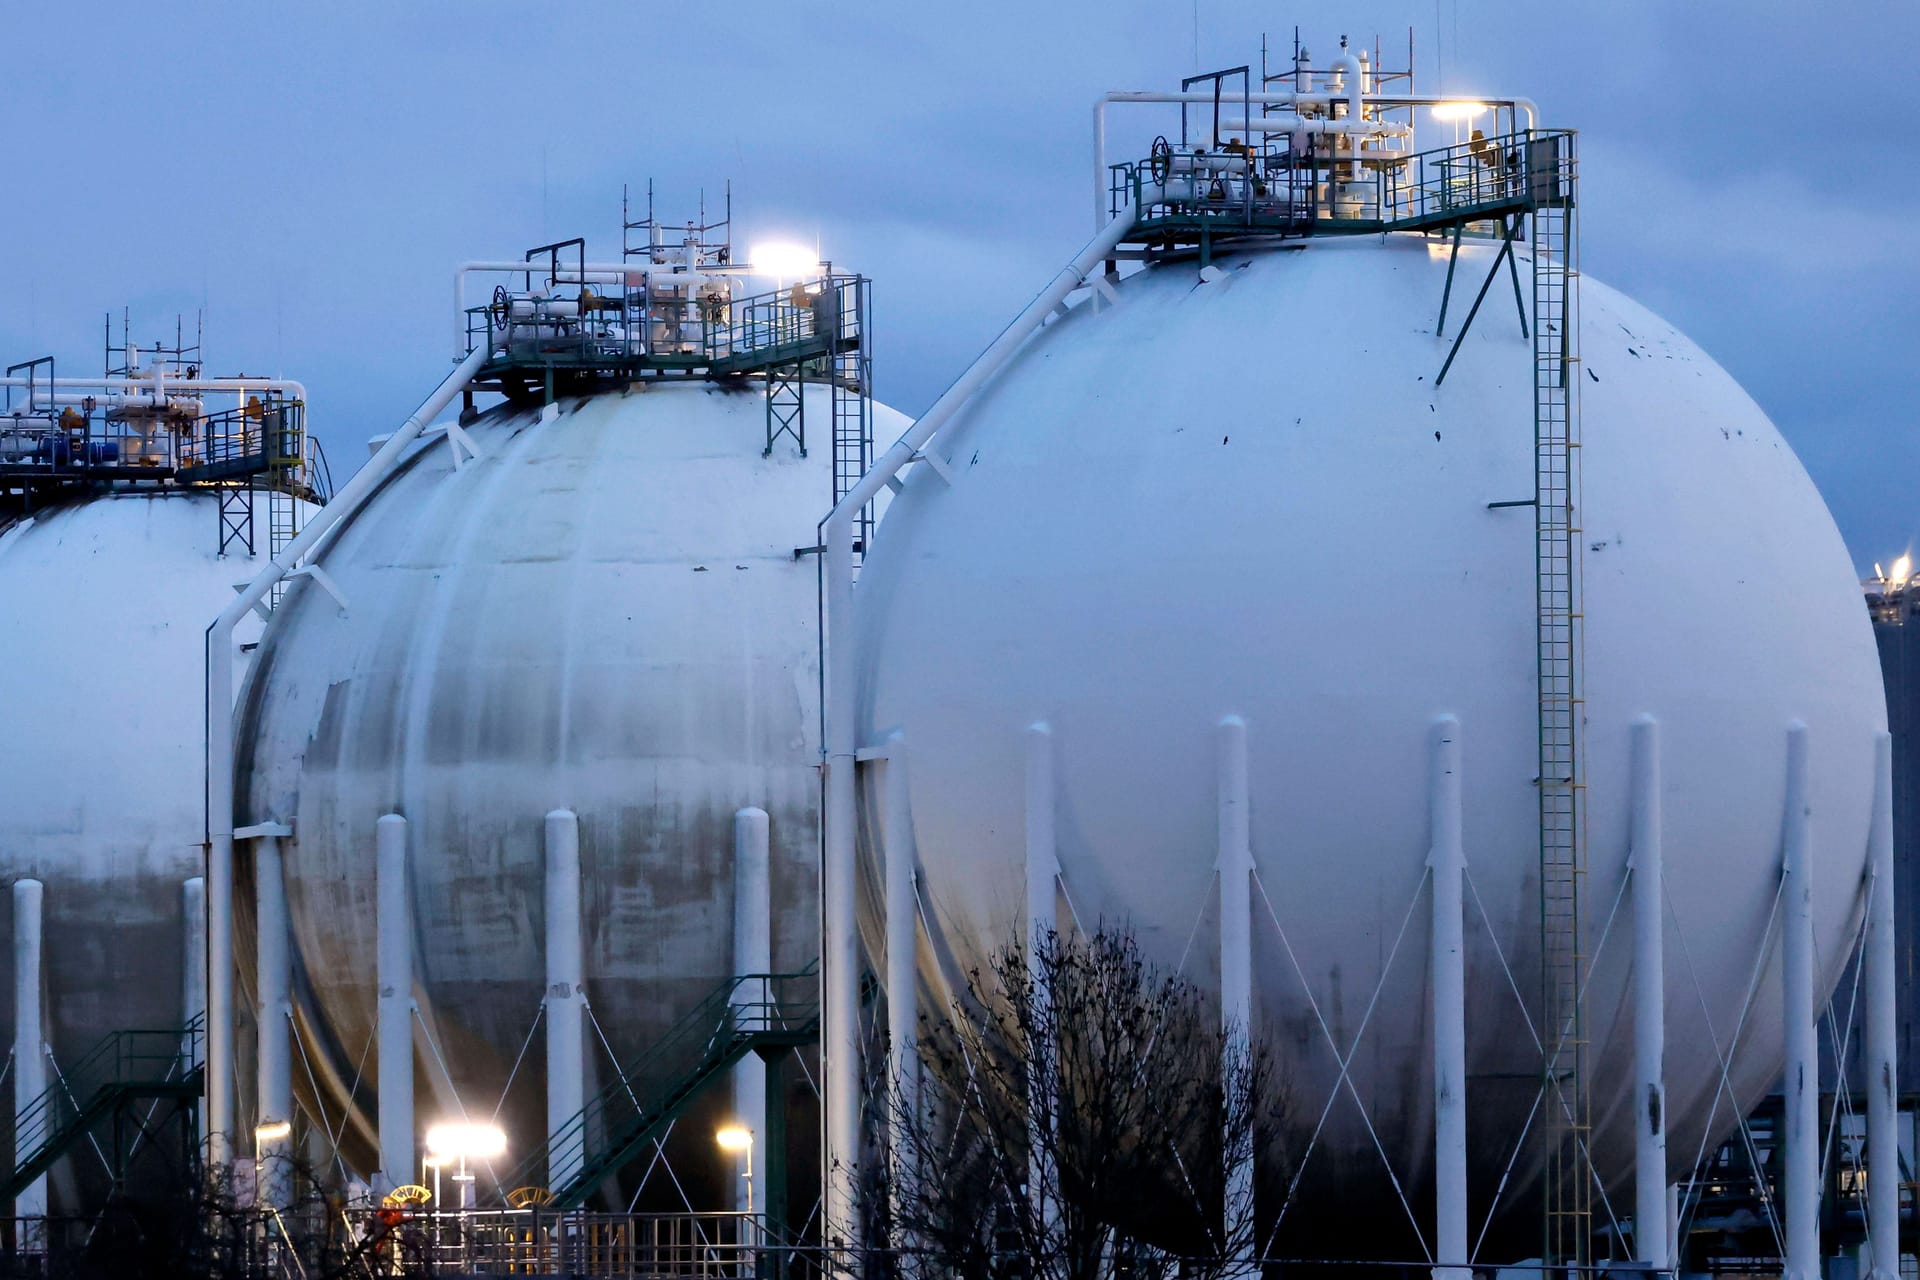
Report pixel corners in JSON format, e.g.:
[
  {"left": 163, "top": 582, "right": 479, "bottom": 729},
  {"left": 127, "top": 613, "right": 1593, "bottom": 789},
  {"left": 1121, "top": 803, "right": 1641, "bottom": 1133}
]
[
  {"left": 852, "top": 235, "right": 1884, "bottom": 1250},
  {"left": 236, "top": 382, "right": 908, "bottom": 1192},
  {"left": 0, "top": 491, "right": 284, "bottom": 1207}
]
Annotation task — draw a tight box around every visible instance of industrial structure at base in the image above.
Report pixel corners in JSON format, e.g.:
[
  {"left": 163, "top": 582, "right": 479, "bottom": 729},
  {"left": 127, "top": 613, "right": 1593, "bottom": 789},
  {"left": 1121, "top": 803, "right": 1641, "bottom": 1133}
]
[{"left": 0, "top": 32, "right": 1909, "bottom": 1280}]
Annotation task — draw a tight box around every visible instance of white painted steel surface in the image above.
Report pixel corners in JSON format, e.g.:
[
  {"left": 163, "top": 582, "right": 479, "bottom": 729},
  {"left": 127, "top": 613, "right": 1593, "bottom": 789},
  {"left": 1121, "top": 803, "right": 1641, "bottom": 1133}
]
[{"left": 849, "top": 234, "right": 1885, "bottom": 1231}]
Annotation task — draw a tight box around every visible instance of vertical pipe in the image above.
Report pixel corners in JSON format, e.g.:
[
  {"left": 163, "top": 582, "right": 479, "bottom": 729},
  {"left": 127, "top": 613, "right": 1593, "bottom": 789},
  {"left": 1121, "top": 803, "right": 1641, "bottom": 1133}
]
[
  {"left": 1025, "top": 722, "right": 1058, "bottom": 1228},
  {"left": 822, "top": 748, "right": 858, "bottom": 1248},
  {"left": 1217, "top": 716, "right": 1255, "bottom": 1248},
  {"left": 255, "top": 832, "right": 293, "bottom": 1209},
  {"left": 1631, "top": 717, "right": 1670, "bottom": 1272},
  {"left": 1866, "top": 731, "right": 1898, "bottom": 1280},
  {"left": 12, "top": 880, "right": 46, "bottom": 1220},
  {"left": 883, "top": 741, "right": 920, "bottom": 1239},
  {"left": 732, "top": 808, "right": 771, "bottom": 1217},
  {"left": 1781, "top": 722, "right": 1819, "bottom": 1280},
  {"left": 545, "top": 809, "right": 585, "bottom": 1193},
  {"left": 1429, "top": 717, "right": 1469, "bottom": 1280},
  {"left": 376, "top": 813, "right": 413, "bottom": 1192}
]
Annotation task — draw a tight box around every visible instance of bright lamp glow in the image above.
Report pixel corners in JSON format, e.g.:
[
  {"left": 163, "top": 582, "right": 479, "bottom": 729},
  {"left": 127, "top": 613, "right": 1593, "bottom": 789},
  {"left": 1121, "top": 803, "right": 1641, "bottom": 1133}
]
[
  {"left": 254, "top": 1120, "right": 292, "bottom": 1142},
  {"left": 1429, "top": 101, "right": 1489, "bottom": 122},
  {"left": 425, "top": 1122, "right": 508, "bottom": 1161},
  {"left": 749, "top": 243, "right": 821, "bottom": 279},
  {"left": 715, "top": 1125, "right": 754, "bottom": 1152},
  {"left": 1893, "top": 554, "right": 1912, "bottom": 585}
]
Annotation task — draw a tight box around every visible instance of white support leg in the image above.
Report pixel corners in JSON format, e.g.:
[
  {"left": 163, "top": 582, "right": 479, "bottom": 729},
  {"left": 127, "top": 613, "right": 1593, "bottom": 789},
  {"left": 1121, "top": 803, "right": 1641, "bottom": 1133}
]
[
  {"left": 1025, "top": 722, "right": 1058, "bottom": 1227},
  {"left": 731, "top": 807, "right": 771, "bottom": 1217},
  {"left": 13, "top": 879, "right": 46, "bottom": 1221},
  {"left": 1867, "top": 731, "right": 1898, "bottom": 1280},
  {"left": 376, "top": 813, "right": 413, "bottom": 1192},
  {"left": 208, "top": 828, "right": 234, "bottom": 1166},
  {"left": 822, "top": 749, "right": 859, "bottom": 1250},
  {"left": 1217, "top": 716, "right": 1255, "bottom": 1256},
  {"left": 883, "top": 741, "right": 920, "bottom": 1237},
  {"left": 545, "top": 809, "right": 586, "bottom": 1193},
  {"left": 182, "top": 876, "right": 207, "bottom": 1066},
  {"left": 1782, "top": 722, "right": 1820, "bottom": 1280},
  {"left": 1428, "top": 717, "right": 1469, "bottom": 1280},
  {"left": 1630, "top": 717, "right": 1670, "bottom": 1272},
  {"left": 255, "top": 830, "right": 294, "bottom": 1210}
]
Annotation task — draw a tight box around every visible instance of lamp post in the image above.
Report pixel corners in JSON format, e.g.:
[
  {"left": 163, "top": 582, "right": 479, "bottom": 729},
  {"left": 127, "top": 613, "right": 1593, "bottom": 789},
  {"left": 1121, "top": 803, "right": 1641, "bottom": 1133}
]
[
  {"left": 717, "top": 1125, "right": 755, "bottom": 1219},
  {"left": 425, "top": 1123, "right": 507, "bottom": 1213}
]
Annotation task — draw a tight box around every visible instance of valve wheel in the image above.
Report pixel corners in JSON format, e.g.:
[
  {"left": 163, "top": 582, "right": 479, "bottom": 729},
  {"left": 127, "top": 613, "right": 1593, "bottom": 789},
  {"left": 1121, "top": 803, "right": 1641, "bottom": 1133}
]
[{"left": 1149, "top": 135, "right": 1173, "bottom": 184}]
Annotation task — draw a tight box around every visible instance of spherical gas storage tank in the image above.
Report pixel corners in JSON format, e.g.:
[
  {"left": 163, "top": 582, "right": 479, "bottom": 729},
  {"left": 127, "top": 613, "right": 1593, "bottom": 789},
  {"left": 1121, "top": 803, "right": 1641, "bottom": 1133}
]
[
  {"left": 851, "top": 233, "right": 1885, "bottom": 1255},
  {"left": 0, "top": 489, "right": 288, "bottom": 1211},
  {"left": 235, "top": 381, "right": 909, "bottom": 1206}
]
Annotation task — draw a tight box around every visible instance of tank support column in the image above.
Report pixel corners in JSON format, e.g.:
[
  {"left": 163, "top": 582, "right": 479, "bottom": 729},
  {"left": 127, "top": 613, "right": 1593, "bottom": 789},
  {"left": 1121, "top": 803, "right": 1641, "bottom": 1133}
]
[
  {"left": 882, "top": 739, "right": 920, "bottom": 1249},
  {"left": 1428, "top": 717, "right": 1469, "bottom": 1280},
  {"left": 13, "top": 879, "right": 47, "bottom": 1221},
  {"left": 731, "top": 808, "right": 771, "bottom": 1217},
  {"left": 1217, "top": 716, "right": 1255, "bottom": 1261},
  {"left": 545, "top": 810, "right": 585, "bottom": 1193},
  {"left": 1629, "top": 717, "right": 1669, "bottom": 1272},
  {"left": 1781, "top": 723, "right": 1819, "bottom": 1280},
  {"left": 1025, "top": 721, "right": 1059, "bottom": 1230},
  {"left": 246, "top": 822, "right": 295, "bottom": 1210},
  {"left": 376, "top": 813, "right": 413, "bottom": 1192},
  {"left": 1866, "top": 731, "right": 1899, "bottom": 1280},
  {"left": 182, "top": 876, "right": 207, "bottom": 1145}
]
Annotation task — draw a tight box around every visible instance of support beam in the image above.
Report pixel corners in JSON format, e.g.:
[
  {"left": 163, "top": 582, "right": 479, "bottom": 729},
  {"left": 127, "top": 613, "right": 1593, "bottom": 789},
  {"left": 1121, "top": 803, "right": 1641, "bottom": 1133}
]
[
  {"left": 1433, "top": 220, "right": 1521, "bottom": 387},
  {"left": 1217, "top": 716, "right": 1255, "bottom": 1251},
  {"left": 731, "top": 808, "right": 771, "bottom": 1217},
  {"left": 1630, "top": 717, "right": 1669, "bottom": 1272},
  {"left": 1866, "top": 731, "right": 1898, "bottom": 1280},
  {"left": 1025, "top": 721, "right": 1058, "bottom": 1228},
  {"left": 1781, "top": 723, "right": 1819, "bottom": 1280},
  {"left": 13, "top": 880, "right": 46, "bottom": 1220},
  {"left": 183, "top": 877, "right": 207, "bottom": 1148},
  {"left": 208, "top": 827, "right": 235, "bottom": 1164},
  {"left": 1428, "top": 717, "right": 1469, "bottom": 1280},
  {"left": 883, "top": 740, "right": 920, "bottom": 1241},
  {"left": 376, "top": 813, "right": 413, "bottom": 1192},
  {"left": 255, "top": 830, "right": 293, "bottom": 1210},
  {"left": 546, "top": 809, "right": 585, "bottom": 1194}
]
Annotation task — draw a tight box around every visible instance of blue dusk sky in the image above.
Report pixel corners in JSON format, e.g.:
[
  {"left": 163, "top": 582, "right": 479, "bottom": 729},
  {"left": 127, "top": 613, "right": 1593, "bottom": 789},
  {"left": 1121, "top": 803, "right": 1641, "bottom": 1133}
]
[{"left": 1, "top": 1, "right": 1913, "bottom": 571}]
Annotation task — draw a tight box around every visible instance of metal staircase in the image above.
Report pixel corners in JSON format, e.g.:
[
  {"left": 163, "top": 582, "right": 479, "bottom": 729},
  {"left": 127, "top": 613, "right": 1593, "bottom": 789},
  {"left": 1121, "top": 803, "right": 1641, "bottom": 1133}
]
[
  {"left": 509, "top": 969, "right": 819, "bottom": 1209},
  {"left": 1526, "top": 132, "right": 1589, "bottom": 1265},
  {"left": 3, "top": 1018, "right": 205, "bottom": 1204}
]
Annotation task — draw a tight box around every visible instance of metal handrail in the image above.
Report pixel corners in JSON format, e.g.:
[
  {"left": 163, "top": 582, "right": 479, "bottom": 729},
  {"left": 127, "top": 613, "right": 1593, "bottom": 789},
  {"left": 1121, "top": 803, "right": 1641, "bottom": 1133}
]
[
  {"left": 1109, "top": 127, "right": 1576, "bottom": 234},
  {"left": 12, "top": 1015, "right": 203, "bottom": 1157},
  {"left": 507, "top": 967, "right": 819, "bottom": 1197}
]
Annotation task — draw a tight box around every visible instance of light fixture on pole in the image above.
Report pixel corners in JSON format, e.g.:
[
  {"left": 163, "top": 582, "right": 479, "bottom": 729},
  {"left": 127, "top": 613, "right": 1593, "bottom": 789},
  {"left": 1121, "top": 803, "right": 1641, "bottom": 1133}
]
[
  {"left": 716, "top": 1125, "right": 755, "bottom": 1217},
  {"left": 426, "top": 1122, "right": 507, "bottom": 1212}
]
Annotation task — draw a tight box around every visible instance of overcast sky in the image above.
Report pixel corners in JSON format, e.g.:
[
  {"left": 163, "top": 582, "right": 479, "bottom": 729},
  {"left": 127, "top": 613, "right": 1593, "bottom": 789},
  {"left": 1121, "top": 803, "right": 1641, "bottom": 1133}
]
[{"left": 3, "top": 1, "right": 1912, "bottom": 571}]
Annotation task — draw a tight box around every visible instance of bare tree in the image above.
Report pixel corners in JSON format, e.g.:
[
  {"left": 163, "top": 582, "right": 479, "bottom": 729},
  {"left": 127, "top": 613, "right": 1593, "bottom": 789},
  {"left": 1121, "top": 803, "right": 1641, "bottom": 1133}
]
[{"left": 875, "top": 928, "right": 1289, "bottom": 1280}]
